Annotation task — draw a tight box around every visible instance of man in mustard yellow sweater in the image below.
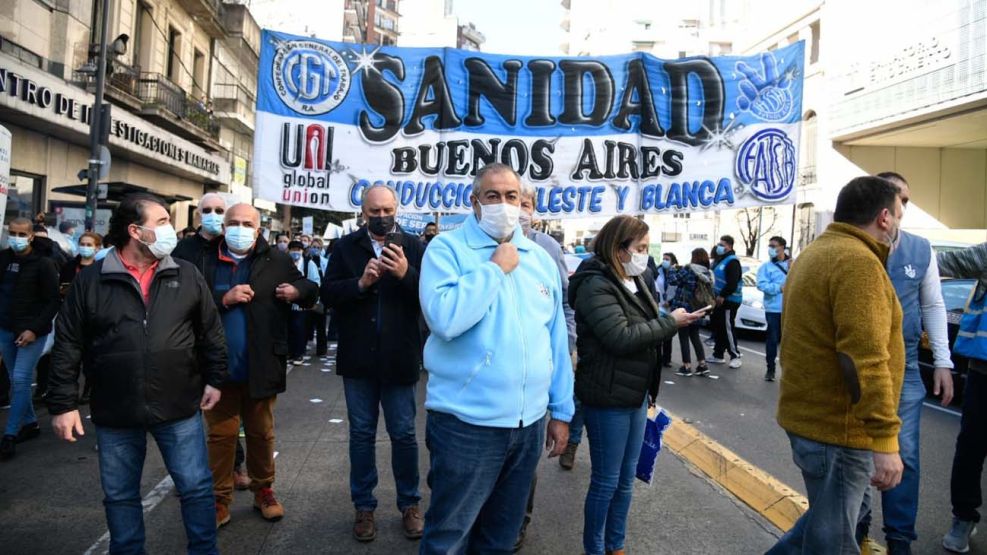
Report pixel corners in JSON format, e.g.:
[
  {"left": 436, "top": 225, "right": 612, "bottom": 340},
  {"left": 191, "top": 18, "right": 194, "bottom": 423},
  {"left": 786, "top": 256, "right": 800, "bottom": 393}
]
[{"left": 768, "top": 176, "right": 906, "bottom": 555}]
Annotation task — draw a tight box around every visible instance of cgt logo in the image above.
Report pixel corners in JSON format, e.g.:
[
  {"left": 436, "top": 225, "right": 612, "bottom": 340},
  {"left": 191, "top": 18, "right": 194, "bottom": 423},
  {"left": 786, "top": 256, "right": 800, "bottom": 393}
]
[
  {"left": 272, "top": 40, "right": 351, "bottom": 115},
  {"left": 281, "top": 123, "right": 334, "bottom": 171}
]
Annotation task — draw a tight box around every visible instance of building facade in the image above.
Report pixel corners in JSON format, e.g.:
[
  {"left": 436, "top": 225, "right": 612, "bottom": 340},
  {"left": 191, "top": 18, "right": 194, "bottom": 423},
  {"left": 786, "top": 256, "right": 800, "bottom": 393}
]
[{"left": 0, "top": 0, "right": 274, "bottom": 234}]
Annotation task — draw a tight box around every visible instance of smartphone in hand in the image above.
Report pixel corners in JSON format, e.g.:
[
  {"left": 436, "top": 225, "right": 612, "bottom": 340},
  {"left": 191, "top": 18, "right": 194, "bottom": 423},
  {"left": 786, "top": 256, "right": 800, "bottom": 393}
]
[{"left": 383, "top": 231, "right": 402, "bottom": 254}]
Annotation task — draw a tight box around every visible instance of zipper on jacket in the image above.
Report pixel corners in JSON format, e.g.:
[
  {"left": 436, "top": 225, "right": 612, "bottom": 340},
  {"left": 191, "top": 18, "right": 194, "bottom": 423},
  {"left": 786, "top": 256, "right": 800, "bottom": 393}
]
[{"left": 509, "top": 274, "right": 529, "bottom": 427}]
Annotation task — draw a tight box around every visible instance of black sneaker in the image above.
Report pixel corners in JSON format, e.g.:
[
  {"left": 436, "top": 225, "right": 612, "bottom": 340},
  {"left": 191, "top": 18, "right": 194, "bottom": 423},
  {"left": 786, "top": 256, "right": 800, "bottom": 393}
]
[
  {"left": 0, "top": 435, "right": 15, "bottom": 461},
  {"left": 513, "top": 517, "right": 530, "bottom": 553},
  {"left": 764, "top": 372, "right": 776, "bottom": 382},
  {"left": 15, "top": 422, "right": 40, "bottom": 443},
  {"left": 886, "top": 539, "right": 912, "bottom": 555},
  {"left": 676, "top": 366, "right": 693, "bottom": 377},
  {"left": 695, "top": 364, "right": 710, "bottom": 377}
]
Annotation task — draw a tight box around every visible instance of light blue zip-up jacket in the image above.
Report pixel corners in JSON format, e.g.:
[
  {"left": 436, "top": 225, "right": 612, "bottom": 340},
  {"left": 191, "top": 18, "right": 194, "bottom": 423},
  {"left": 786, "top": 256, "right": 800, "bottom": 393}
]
[
  {"left": 756, "top": 258, "right": 789, "bottom": 313},
  {"left": 420, "top": 214, "right": 575, "bottom": 427}
]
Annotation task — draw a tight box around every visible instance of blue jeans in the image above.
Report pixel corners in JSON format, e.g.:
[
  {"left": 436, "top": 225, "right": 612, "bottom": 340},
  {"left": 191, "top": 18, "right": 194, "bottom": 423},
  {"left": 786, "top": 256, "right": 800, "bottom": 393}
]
[
  {"left": 343, "top": 377, "right": 420, "bottom": 511},
  {"left": 288, "top": 310, "right": 308, "bottom": 359},
  {"left": 765, "top": 312, "right": 782, "bottom": 373},
  {"left": 420, "top": 411, "right": 545, "bottom": 555},
  {"left": 858, "top": 364, "right": 925, "bottom": 542},
  {"left": 96, "top": 414, "right": 217, "bottom": 555},
  {"left": 569, "top": 395, "right": 584, "bottom": 445},
  {"left": 0, "top": 328, "right": 46, "bottom": 436},
  {"left": 768, "top": 433, "right": 874, "bottom": 555},
  {"left": 582, "top": 400, "right": 648, "bottom": 555}
]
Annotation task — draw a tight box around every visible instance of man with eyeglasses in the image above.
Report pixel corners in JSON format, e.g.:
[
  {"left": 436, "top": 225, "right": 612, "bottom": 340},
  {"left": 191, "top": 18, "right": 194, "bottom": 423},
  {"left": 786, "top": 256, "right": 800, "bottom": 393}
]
[{"left": 173, "top": 193, "right": 228, "bottom": 272}]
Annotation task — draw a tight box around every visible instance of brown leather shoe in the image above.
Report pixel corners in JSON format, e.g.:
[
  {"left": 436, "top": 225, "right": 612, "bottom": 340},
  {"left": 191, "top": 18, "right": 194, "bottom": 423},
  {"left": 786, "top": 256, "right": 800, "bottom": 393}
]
[
  {"left": 233, "top": 466, "right": 250, "bottom": 491},
  {"left": 402, "top": 506, "right": 424, "bottom": 540},
  {"left": 215, "top": 502, "right": 231, "bottom": 529},
  {"left": 354, "top": 510, "right": 377, "bottom": 542},
  {"left": 253, "top": 487, "right": 284, "bottom": 521},
  {"left": 559, "top": 442, "right": 579, "bottom": 470}
]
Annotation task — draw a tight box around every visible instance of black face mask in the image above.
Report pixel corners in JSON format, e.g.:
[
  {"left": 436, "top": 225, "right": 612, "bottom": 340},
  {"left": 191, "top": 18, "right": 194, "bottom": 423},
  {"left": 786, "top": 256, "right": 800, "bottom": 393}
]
[
  {"left": 424, "top": 233, "right": 436, "bottom": 243},
  {"left": 368, "top": 215, "right": 394, "bottom": 236}
]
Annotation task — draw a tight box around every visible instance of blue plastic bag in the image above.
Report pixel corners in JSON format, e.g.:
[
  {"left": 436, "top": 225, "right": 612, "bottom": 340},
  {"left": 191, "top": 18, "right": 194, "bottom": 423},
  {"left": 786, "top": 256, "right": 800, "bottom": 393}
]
[{"left": 636, "top": 407, "right": 672, "bottom": 484}]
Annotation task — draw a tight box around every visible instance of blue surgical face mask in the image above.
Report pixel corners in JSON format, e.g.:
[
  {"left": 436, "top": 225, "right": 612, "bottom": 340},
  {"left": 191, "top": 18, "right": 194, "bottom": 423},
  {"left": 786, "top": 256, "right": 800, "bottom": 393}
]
[
  {"left": 201, "top": 212, "right": 224, "bottom": 235},
  {"left": 716, "top": 245, "right": 727, "bottom": 256},
  {"left": 289, "top": 251, "right": 302, "bottom": 261},
  {"left": 225, "top": 225, "right": 257, "bottom": 253},
  {"left": 8, "top": 236, "right": 29, "bottom": 253},
  {"left": 661, "top": 260, "right": 671, "bottom": 270},
  {"left": 79, "top": 246, "right": 97, "bottom": 259}
]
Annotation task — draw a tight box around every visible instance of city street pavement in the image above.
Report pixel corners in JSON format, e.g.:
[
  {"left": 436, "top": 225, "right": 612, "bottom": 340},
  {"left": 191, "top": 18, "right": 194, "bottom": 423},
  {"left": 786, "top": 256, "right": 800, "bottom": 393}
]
[
  {"left": 0, "top": 342, "right": 780, "bottom": 555},
  {"left": 659, "top": 329, "right": 987, "bottom": 555}
]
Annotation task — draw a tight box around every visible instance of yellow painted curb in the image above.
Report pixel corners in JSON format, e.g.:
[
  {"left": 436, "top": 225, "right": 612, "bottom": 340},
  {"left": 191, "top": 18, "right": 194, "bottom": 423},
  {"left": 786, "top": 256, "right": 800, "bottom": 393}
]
[
  {"left": 662, "top": 414, "right": 887, "bottom": 553},
  {"left": 663, "top": 413, "right": 808, "bottom": 531}
]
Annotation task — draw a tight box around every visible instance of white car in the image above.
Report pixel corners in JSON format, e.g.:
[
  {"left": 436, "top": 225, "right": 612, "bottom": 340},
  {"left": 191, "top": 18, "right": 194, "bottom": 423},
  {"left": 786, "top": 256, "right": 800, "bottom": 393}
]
[{"left": 736, "top": 272, "right": 768, "bottom": 332}]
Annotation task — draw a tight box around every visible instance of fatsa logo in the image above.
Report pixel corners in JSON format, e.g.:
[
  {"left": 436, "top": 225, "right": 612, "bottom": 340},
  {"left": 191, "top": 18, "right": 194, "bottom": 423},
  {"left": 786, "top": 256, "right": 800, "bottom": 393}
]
[{"left": 273, "top": 40, "right": 351, "bottom": 115}]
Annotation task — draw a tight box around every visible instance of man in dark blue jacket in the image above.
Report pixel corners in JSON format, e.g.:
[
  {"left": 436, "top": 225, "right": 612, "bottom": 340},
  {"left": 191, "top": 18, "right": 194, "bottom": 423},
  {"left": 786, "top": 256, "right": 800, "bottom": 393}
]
[{"left": 322, "top": 185, "right": 425, "bottom": 543}]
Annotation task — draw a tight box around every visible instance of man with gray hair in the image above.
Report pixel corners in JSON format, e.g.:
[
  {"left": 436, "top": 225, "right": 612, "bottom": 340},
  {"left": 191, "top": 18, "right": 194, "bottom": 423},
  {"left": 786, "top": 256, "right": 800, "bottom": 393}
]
[
  {"left": 322, "top": 184, "right": 426, "bottom": 542},
  {"left": 419, "top": 163, "right": 574, "bottom": 553},
  {"left": 173, "top": 192, "right": 228, "bottom": 272},
  {"left": 513, "top": 180, "right": 579, "bottom": 550}
]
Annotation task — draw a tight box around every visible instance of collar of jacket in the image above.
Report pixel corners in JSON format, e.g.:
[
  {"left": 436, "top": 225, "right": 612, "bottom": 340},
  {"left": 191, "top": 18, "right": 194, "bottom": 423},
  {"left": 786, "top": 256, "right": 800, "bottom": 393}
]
[
  {"left": 463, "top": 213, "right": 533, "bottom": 252},
  {"left": 101, "top": 247, "right": 178, "bottom": 275},
  {"left": 825, "top": 222, "right": 891, "bottom": 264},
  {"left": 578, "top": 256, "right": 659, "bottom": 317}
]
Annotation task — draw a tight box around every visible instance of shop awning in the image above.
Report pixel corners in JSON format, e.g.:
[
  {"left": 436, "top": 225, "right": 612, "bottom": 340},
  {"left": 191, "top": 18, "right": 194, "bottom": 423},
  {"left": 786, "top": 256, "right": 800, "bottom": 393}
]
[{"left": 52, "top": 182, "right": 194, "bottom": 205}]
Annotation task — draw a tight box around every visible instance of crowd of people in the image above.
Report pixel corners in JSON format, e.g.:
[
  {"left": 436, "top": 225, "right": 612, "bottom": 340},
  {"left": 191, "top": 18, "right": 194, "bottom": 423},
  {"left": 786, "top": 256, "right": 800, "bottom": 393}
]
[{"left": 0, "top": 165, "right": 985, "bottom": 555}]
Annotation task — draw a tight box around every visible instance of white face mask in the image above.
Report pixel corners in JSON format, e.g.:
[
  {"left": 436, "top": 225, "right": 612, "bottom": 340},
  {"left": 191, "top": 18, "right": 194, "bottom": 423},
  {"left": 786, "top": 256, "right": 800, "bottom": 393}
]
[
  {"left": 623, "top": 251, "right": 649, "bottom": 277},
  {"left": 477, "top": 202, "right": 520, "bottom": 240},
  {"left": 139, "top": 224, "right": 178, "bottom": 259},
  {"left": 519, "top": 211, "right": 533, "bottom": 232}
]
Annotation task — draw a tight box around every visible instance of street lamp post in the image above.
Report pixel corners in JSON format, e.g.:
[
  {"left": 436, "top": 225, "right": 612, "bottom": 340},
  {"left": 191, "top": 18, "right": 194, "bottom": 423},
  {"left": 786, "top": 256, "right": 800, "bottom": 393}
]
[{"left": 84, "top": 0, "right": 111, "bottom": 232}]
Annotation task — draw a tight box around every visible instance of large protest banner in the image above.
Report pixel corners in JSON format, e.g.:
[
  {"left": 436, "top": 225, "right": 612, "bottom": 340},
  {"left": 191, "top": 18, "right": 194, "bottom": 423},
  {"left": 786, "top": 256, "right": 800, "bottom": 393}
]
[{"left": 254, "top": 30, "right": 803, "bottom": 217}]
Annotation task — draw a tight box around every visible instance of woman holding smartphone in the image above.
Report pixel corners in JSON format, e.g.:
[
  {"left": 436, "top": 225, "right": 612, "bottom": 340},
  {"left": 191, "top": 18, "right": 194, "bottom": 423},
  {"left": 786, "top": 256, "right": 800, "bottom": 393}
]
[{"left": 569, "top": 215, "right": 702, "bottom": 555}]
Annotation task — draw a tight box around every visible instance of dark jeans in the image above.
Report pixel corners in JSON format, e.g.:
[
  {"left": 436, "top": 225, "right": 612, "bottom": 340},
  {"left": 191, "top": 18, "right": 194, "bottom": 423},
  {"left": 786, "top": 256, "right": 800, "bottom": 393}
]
[
  {"left": 712, "top": 301, "right": 741, "bottom": 359},
  {"left": 767, "top": 433, "right": 873, "bottom": 555},
  {"left": 765, "top": 312, "right": 782, "bottom": 373},
  {"left": 307, "top": 310, "right": 328, "bottom": 356},
  {"left": 657, "top": 336, "right": 673, "bottom": 366},
  {"left": 420, "top": 411, "right": 545, "bottom": 555},
  {"left": 95, "top": 413, "right": 217, "bottom": 555},
  {"left": 582, "top": 400, "right": 648, "bottom": 555},
  {"left": 288, "top": 310, "right": 308, "bottom": 359},
  {"left": 952, "top": 369, "right": 987, "bottom": 523},
  {"left": 569, "top": 395, "right": 585, "bottom": 445},
  {"left": 677, "top": 323, "right": 706, "bottom": 365},
  {"left": 343, "top": 377, "right": 420, "bottom": 512}
]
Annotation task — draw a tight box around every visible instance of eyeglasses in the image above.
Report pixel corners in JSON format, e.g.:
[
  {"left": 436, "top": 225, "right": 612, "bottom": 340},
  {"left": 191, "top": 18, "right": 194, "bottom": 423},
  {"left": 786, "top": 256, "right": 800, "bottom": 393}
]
[{"left": 201, "top": 207, "right": 225, "bottom": 215}]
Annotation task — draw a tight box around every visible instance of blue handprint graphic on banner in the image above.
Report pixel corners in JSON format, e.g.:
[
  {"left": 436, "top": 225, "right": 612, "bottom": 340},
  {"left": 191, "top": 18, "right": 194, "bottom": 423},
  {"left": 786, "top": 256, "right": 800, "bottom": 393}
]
[{"left": 735, "top": 52, "right": 798, "bottom": 122}]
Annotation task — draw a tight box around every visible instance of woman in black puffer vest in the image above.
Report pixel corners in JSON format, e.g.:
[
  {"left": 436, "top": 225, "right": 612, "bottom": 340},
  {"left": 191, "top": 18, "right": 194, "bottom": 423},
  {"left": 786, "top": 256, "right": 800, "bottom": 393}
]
[{"left": 569, "top": 215, "right": 700, "bottom": 555}]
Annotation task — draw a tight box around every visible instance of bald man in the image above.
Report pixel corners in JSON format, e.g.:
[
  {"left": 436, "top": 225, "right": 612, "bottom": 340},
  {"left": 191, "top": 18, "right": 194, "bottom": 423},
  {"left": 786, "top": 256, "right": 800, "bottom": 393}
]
[{"left": 198, "top": 203, "right": 319, "bottom": 528}]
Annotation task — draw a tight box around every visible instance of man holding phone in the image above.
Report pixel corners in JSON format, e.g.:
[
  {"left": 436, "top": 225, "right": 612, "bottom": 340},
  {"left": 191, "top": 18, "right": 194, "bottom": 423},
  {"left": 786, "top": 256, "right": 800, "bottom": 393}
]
[{"left": 322, "top": 185, "right": 426, "bottom": 543}]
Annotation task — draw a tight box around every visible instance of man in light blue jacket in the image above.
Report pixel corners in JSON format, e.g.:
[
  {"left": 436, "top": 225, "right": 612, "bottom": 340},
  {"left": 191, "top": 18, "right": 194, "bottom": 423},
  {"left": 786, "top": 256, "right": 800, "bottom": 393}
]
[
  {"left": 756, "top": 235, "right": 790, "bottom": 382},
  {"left": 418, "top": 163, "right": 574, "bottom": 554}
]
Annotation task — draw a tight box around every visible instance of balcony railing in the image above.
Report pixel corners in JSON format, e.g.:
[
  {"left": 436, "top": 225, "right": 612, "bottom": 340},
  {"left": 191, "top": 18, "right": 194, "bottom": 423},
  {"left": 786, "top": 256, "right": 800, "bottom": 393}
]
[
  {"left": 212, "top": 82, "right": 255, "bottom": 106},
  {"left": 137, "top": 73, "right": 219, "bottom": 138}
]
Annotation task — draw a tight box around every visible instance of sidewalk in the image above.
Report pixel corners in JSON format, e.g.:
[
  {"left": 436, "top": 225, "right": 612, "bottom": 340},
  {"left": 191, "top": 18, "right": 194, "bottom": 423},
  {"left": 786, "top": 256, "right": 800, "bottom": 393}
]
[{"left": 0, "top": 344, "right": 781, "bottom": 554}]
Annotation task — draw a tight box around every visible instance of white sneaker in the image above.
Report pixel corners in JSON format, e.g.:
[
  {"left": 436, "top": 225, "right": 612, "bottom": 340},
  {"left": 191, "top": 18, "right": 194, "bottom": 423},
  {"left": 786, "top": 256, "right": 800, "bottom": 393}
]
[
  {"left": 707, "top": 357, "right": 726, "bottom": 364},
  {"left": 729, "top": 358, "right": 743, "bottom": 369}
]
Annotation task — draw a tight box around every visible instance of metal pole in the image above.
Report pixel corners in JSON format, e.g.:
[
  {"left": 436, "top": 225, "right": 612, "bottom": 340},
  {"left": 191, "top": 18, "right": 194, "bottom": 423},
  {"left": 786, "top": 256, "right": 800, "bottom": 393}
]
[{"left": 84, "top": 0, "right": 111, "bottom": 232}]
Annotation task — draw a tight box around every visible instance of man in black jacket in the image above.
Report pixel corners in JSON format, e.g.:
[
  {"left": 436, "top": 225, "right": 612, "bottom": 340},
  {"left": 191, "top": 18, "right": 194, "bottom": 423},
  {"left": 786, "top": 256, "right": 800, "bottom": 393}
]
[
  {"left": 48, "top": 193, "right": 227, "bottom": 555},
  {"left": 709, "top": 235, "right": 744, "bottom": 368},
  {"left": 172, "top": 192, "right": 227, "bottom": 272},
  {"left": 198, "top": 203, "right": 319, "bottom": 528},
  {"left": 0, "top": 217, "right": 60, "bottom": 460},
  {"left": 322, "top": 185, "right": 425, "bottom": 542}
]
